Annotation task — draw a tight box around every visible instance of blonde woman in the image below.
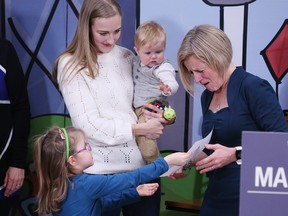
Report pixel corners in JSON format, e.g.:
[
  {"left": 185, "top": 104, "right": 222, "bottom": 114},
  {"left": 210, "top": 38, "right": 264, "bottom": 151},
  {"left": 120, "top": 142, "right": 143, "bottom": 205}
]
[{"left": 177, "top": 24, "right": 288, "bottom": 216}]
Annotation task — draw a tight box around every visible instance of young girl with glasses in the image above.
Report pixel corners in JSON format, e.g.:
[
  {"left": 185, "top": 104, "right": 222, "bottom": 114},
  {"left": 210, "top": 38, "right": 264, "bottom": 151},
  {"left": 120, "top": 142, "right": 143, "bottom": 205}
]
[{"left": 33, "top": 126, "right": 190, "bottom": 216}]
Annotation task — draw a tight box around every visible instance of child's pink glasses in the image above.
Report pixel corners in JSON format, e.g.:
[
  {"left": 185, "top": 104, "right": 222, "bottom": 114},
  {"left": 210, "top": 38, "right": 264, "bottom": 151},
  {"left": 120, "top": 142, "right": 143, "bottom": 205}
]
[{"left": 73, "top": 143, "right": 92, "bottom": 155}]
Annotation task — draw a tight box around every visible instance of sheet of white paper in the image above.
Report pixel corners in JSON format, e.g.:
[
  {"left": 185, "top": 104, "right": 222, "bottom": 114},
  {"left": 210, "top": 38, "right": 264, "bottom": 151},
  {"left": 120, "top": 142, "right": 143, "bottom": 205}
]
[{"left": 161, "top": 129, "right": 213, "bottom": 177}]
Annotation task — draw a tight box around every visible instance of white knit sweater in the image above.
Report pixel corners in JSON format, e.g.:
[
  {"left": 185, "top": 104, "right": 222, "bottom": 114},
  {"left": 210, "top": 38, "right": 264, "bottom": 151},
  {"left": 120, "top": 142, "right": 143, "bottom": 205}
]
[{"left": 57, "top": 45, "right": 145, "bottom": 174}]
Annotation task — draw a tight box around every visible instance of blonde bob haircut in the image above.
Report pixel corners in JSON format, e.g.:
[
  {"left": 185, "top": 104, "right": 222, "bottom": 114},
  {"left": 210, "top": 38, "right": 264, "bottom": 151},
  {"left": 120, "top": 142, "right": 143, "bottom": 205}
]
[{"left": 177, "top": 24, "right": 233, "bottom": 94}]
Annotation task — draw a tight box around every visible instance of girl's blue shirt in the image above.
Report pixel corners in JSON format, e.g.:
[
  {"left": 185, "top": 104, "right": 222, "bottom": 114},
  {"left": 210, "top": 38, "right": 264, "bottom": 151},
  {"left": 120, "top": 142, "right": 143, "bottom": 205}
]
[{"left": 53, "top": 157, "right": 168, "bottom": 216}]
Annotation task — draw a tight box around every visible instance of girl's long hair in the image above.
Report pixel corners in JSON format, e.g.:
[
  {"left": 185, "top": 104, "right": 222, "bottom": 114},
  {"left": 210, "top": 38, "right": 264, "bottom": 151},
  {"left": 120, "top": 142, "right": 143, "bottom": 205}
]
[
  {"left": 34, "top": 126, "right": 83, "bottom": 214},
  {"left": 52, "top": 0, "right": 122, "bottom": 88}
]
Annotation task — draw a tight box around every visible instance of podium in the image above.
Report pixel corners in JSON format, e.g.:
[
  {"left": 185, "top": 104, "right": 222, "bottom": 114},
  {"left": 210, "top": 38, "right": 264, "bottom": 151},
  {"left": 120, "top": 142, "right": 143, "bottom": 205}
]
[{"left": 240, "top": 131, "right": 288, "bottom": 216}]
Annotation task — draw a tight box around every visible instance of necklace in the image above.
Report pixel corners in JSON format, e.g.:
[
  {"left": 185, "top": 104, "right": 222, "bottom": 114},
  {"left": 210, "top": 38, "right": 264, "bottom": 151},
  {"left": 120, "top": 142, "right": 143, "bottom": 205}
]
[{"left": 213, "top": 67, "right": 234, "bottom": 112}]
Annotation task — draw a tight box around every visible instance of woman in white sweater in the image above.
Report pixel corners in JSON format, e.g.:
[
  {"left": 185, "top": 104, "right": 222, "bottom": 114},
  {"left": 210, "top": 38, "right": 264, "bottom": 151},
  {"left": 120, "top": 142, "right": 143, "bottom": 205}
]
[{"left": 52, "top": 0, "right": 166, "bottom": 215}]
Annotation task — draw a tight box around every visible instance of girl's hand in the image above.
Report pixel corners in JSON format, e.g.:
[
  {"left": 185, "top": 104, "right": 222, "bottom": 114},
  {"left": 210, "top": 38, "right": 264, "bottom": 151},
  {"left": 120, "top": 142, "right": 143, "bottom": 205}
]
[
  {"left": 164, "top": 152, "right": 192, "bottom": 167},
  {"left": 137, "top": 183, "right": 159, "bottom": 197},
  {"left": 195, "top": 144, "right": 236, "bottom": 174}
]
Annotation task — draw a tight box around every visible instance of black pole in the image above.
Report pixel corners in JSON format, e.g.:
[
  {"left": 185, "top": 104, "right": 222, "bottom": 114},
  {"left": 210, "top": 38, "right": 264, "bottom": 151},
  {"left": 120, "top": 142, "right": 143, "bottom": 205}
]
[
  {"left": 242, "top": 4, "right": 249, "bottom": 70},
  {"left": 183, "top": 92, "right": 190, "bottom": 152},
  {"left": 0, "top": 0, "right": 6, "bottom": 38},
  {"left": 219, "top": 6, "right": 224, "bottom": 31},
  {"left": 136, "top": 0, "right": 140, "bottom": 28}
]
